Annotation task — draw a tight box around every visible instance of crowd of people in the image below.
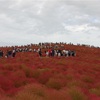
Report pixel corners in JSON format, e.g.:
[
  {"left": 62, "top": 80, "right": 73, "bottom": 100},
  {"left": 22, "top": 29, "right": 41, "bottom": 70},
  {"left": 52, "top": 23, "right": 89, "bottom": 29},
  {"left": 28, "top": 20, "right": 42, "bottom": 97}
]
[
  {"left": 0, "top": 49, "right": 16, "bottom": 58},
  {"left": 37, "top": 48, "right": 76, "bottom": 57},
  {"left": 0, "top": 43, "right": 77, "bottom": 58},
  {"left": 0, "top": 48, "right": 76, "bottom": 58}
]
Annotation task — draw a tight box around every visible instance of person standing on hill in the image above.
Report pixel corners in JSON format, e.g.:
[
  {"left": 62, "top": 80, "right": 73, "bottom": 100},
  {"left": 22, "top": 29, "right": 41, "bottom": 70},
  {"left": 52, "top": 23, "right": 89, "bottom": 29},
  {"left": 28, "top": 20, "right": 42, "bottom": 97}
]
[
  {"left": 38, "top": 48, "right": 42, "bottom": 57},
  {"left": 5, "top": 50, "right": 12, "bottom": 58},
  {"left": 12, "top": 49, "right": 16, "bottom": 57},
  {"left": 52, "top": 48, "right": 55, "bottom": 57},
  {"left": 0, "top": 50, "right": 3, "bottom": 58},
  {"left": 71, "top": 51, "right": 76, "bottom": 56}
]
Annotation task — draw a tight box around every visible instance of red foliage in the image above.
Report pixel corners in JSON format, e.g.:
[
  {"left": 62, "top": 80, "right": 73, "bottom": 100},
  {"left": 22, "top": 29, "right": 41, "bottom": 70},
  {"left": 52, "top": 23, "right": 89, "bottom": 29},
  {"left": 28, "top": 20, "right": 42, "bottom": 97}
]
[{"left": 0, "top": 44, "right": 100, "bottom": 99}]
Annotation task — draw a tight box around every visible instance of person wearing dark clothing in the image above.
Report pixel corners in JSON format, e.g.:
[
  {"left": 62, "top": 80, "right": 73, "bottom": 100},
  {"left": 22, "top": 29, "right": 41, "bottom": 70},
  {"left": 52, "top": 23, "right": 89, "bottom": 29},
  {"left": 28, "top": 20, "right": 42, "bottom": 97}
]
[
  {"left": 12, "top": 49, "right": 16, "bottom": 57},
  {"left": 71, "top": 51, "right": 76, "bottom": 56},
  {"left": 38, "top": 48, "right": 42, "bottom": 57},
  {"left": 5, "top": 50, "right": 12, "bottom": 58},
  {"left": 0, "top": 50, "right": 3, "bottom": 58},
  {"left": 8, "top": 50, "right": 12, "bottom": 57},
  {"left": 52, "top": 49, "right": 55, "bottom": 56},
  {"left": 68, "top": 50, "right": 71, "bottom": 56}
]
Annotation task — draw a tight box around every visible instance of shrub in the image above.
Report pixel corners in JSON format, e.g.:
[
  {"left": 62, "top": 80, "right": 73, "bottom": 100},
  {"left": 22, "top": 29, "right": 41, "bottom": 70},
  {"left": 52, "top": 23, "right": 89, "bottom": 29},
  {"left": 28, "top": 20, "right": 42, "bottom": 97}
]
[
  {"left": 31, "top": 70, "right": 40, "bottom": 78},
  {"left": 15, "top": 83, "right": 45, "bottom": 100},
  {"left": 82, "top": 76, "right": 94, "bottom": 83},
  {"left": 0, "top": 75, "right": 14, "bottom": 91},
  {"left": 10, "top": 71, "right": 27, "bottom": 88},
  {"left": 3, "top": 64, "right": 14, "bottom": 71},
  {"left": 15, "top": 92, "right": 43, "bottom": 100},
  {"left": 66, "top": 74, "right": 73, "bottom": 81},
  {"left": 45, "top": 89, "right": 70, "bottom": 100},
  {"left": 46, "top": 78, "right": 64, "bottom": 90},
  {"left": 37, "top": 71, "right": 53, "bottom": 84},
  {"left": 14, "top": 79, "right": 27, "bottom": 88},
  {"left": 19, "top": 64, "right": 33, "bottom": 78},
  {"left": 90, "top": 88, "right": 100, "bottom": 96},
  {"left": 67, "top": 80, "right": 80, "bottom": 88},
  {"left": 68, "top": 87, "right": 87, "bottom": 100}
]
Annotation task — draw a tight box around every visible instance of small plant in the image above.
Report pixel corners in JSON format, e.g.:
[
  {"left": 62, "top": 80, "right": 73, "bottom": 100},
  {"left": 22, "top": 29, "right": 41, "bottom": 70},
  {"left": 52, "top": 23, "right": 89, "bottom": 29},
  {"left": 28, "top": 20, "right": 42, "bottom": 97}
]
[
  {"left": 31, "top": 70, "right": 41, "bottom": 78},
  {"left": 67, "top": 80, "right": 80, "bottom": 88},
  {"left": 56, "top": 61, "right": 66, "bottom": 66},
  {"left": 46, "top": 78, "right": 64, "bottom": 90},
  {"left": 0, "top": 76, "right": 13, "bottom": 91},
  {"left": 82, "top": 76, "right": 94, "bottom": 83},
  {"left": 24, "top": 68, "right": 32, "bottom": 78},
  {"left": 19, "top": 64, "right": 33, "bottom": 77},
  {"left": 15, "top": 84, "right": 45, "bottom": 100},
  {"left": 37, "top": 71, "right": 53, "bottom": 84},
  {"left": 66, "top": 74, "right": 73, "bottom": 80},
  {"left": 14, "top": 79, "right": 27, "bottom": 88},
  {"left": 68, "top": 87, "right": 87, "bottom": 100},
  {"left": 90, "top": 88, "right": 100, "bottom": 96},
  {"left": 15, "top": 92, "right": 43, "bottom": 100},
  {"left": 3, "top": 64, "right": 14, "bottom": 71},
  {"left": 11, "top": 71, "right": 27, "bottom": 88}
]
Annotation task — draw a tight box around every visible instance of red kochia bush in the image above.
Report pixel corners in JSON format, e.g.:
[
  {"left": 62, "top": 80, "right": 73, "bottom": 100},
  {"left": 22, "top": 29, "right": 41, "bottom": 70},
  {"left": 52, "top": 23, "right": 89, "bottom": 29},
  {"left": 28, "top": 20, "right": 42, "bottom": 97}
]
[
  {"left": 37, "top": 71, "right": 53, "bottom": 84},
  {"left": 9, "top": 70, "right": 27, "bottom": 88},
  {"left": 0, "top": 75, "right": 14, "bottom": 91},
  {"left": 46, "top": 77, "right": 66, "bottom": 90},
  {"left": 0, "top": 43, "right": 100, "bottom": 100}
]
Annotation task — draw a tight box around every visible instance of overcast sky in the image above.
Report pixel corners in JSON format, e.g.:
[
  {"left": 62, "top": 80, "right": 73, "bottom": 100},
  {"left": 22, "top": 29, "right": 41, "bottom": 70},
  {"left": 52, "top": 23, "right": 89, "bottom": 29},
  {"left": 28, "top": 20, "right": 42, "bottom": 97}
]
[{"left": 0, "top": 0, "right": 100, "bottom": 47}]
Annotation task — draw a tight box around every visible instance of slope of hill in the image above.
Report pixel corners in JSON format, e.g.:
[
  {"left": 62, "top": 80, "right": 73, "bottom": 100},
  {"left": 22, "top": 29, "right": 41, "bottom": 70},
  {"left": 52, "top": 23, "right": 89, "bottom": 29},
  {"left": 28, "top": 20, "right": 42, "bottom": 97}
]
[{"left": 0, "top": 44, "right": 100, "bottom": 100}]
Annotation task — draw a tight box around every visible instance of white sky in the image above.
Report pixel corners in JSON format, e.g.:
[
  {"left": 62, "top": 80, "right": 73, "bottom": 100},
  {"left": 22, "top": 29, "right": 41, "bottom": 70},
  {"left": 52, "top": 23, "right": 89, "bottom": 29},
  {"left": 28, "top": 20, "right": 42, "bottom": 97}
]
[{"left": 0, "top": 0, "right": 100, "bottom": 47}]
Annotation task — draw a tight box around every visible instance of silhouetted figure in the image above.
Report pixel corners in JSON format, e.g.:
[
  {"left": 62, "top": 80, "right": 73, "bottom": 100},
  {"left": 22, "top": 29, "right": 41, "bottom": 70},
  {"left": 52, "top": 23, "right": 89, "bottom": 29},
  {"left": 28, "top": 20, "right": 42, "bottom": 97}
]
[
  {"left": 5, "top": 50, "right": 12, "bottom": 58},
  {"left": 0, "top": 50, "right": 3, "bottom": 58},
  {"left": 52, "top": 49, "right": 55, "bottom": 56},
  {"left": 12, "top": 49, "right": 16, "bottom": 57},
  {"left": 38, "top": 48, "right": 42, "bottom": 57},
  {"left": 71, "top": 51, "right": 76, "bottom": 56}
]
